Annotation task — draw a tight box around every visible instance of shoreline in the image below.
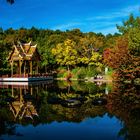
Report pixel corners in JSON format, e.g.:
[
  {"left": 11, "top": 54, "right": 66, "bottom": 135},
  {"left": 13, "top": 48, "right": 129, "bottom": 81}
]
[{"left": 55, "top": 77, "right": 112, "bottom": 82}]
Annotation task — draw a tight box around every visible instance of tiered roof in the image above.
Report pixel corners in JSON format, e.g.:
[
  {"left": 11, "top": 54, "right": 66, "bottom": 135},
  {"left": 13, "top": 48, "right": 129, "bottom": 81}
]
[{"left": 8, "top": 41, "right": 41, "bottom": 61}]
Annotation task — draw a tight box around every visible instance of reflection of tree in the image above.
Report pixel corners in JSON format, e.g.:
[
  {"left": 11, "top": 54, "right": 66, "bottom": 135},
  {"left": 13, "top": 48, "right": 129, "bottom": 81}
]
[
  {"left": 107, "top": 82, "right": 140, "bottom": 140},
  {"left": 0, "top": 107, "right": 16, "bottom": 137},
  {"left": 1, "top": 81, "right": 140, "bottom": 139},
  {"left": 0, "top": 81, "right": 114, "bottom": 137},
  {"left": 0, "top": 82, "right": 54, "bottom": 137},
  {"left": 47, "top": 103, "right": 106, "bottom": 122},
  {"left": 57, "top": 80, "right": 107, "bottom": 94},
  {"left": 38, "top": 81, "right": 108, "bottom": 123},
  {"left": 0, "top": 83, "right": 48, "bottom": 136},
  {"left": 0, "top": 81, "right": 108, "bottom": 122}
]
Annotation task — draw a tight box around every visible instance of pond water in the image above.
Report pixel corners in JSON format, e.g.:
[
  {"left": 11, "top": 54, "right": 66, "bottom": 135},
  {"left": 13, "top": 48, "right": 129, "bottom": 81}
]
[{"left": 0, "top": 80, "right": 140, "bottom": 140}]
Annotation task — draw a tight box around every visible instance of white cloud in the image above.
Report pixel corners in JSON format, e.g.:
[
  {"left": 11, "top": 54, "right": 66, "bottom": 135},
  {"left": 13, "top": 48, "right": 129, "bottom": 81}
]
[
  {"left": 90, "top": 21, "right": 121, "bottom": 29},
  {"left": 52, "top": 22, "right": 84, "bottom": 30},
  {"left": 83, "top": 4, "right": 140, "bottom": 34},
  {"left": 123, "top": 5, "right": 140, "bottom": 13},
  {"left": 94, "top": 27, "right": 118, "bottom": 35},
  {"left": 51, "top": 4, "right": 140, "bottom": 34},
  {"left": 87, "top": 4, "right": 140, "bottom": 21}
]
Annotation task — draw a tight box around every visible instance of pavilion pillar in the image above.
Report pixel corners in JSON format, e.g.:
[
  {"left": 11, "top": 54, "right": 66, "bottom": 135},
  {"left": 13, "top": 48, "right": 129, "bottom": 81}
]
[
  {"left": 36, "top": 62, "right": 39, "bottom": 74},
  {"left": 12, "top": 86, "right": 14, "bottom": 97},
  {"left": 11, "top": 60, "right": 13, "bottom": 77},
  {"left": 30, "top": 86, "right": 33, "bottom": 95},
  {"left": 30, "top": 61, "right": 33, "bottom": 75},
  {"left": 19, "top": 60, "right": 22, "bottom": 76},
  {"left": 36, "top": 86, "right": 39, "bottom": 94},
  {"left": 24, "top": 61, "right": 26, "bottom": 77},
  {"left": 20, "top": 87, "right": 23, "bottom": 103}
]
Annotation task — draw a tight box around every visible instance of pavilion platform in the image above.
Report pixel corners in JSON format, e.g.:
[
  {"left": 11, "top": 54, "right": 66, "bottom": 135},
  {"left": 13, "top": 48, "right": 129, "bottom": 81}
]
[{"left": 0, "top": 74, "right": 53, "bottom": 82}]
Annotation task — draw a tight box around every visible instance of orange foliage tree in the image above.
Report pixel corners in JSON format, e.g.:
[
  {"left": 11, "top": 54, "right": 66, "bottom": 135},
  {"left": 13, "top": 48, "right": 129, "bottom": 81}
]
[{"left": 103, "top": 36, "right": 138, "bottom": 81}]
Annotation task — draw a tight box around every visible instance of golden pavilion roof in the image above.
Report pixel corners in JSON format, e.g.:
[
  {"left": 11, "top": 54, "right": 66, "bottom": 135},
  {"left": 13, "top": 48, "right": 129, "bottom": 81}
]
[{"left": 8, "top": 41, "right": 41, "bottom": 61}]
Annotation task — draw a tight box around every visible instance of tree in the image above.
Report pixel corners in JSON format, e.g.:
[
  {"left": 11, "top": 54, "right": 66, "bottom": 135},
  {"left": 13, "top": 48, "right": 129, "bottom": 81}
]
[
  {"left": 78, "top": 37, "right": 103, "bottom": 71},
  {"left": 103, "top": 12, "right": 140, "bottom": 81},
  {"left": 103, "top": 34, "right": 140, "bottom": 81},
  {"left": 117, "top": 13, "right": 140, "bottom": 34},
  {"left": 103, "top": 36, "right": 130, "bottom": 69},
  {"left": 7, "top": 0, "right": 14, "bottom": 4},
  {"left": 52, "top": 39, "right": 77, "bottom": 71},
  {"left": 128, "top": 28, "right": 140, "bottom": 56}
]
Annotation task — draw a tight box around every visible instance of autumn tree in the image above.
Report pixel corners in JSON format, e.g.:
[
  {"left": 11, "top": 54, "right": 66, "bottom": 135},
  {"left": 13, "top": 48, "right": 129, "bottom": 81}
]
[
  {"left": 52, "top": 39, "right": 77, "bottom": 71},
  {"left": 103, "top": 36, "right": 130, "bottom": 69},
  {"left": 104, "top": 13, "right": 140, "bottom": 81}
]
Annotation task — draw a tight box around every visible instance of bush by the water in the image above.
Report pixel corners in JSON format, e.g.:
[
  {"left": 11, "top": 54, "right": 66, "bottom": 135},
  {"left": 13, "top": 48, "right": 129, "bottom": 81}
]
[{"left": 56, "top": 66, "right": 100, "bottom": 79}]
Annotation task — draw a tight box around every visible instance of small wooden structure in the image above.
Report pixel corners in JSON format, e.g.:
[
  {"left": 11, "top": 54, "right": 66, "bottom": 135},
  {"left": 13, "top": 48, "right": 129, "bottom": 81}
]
[
  {"left": 0, "top": 41, "right": 53, "bottom": 82},
  {"left": 8, "top": 41, "right": 41, "bottom": 77}
]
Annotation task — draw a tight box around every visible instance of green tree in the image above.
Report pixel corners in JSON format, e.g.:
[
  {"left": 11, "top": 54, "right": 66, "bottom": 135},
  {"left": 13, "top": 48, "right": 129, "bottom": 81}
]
[
  {"left": 7, "top": 0, "right": 14, "bottom": 4},
  {"left": 78, "top": 37, "right": 103, "bottom": 71},
  {"left": 117, "top": 13, "right": 140, "bottom": 34},
  {"left": 128, "top": 28, "right": 140, "bottom": 56}
]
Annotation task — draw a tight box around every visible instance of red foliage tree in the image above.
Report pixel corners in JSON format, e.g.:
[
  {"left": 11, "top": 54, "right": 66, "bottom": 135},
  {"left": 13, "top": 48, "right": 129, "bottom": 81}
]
[{"left": 103, "top": 36, "right": 137, "bottom": 81}]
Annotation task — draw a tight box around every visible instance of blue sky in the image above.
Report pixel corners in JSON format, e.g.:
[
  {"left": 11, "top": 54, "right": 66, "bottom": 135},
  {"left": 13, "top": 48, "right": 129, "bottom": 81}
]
[{"left": 0, "top": 0, "right": 140, "bottom": 34}]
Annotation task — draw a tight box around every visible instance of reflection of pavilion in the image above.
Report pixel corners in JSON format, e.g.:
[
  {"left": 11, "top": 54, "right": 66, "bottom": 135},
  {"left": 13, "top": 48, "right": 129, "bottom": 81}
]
[
  {"left": 8, "top": 85, "right": 38, "bottom": 120},
  {"left": 0, "top": 81, "right": 52, "bottom": 121},
  {"left": 10, "top": 100, "right": 38, "bottom": 120}
]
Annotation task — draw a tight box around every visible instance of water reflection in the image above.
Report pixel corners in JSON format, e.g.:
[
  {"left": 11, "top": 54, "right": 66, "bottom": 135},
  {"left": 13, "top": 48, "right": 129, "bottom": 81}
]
[
  {"left": 107, "top": 82, "right": 140, "bottom": 140},
  {"left": 0, "top": 81, "right": 140, "bottom": 140}
]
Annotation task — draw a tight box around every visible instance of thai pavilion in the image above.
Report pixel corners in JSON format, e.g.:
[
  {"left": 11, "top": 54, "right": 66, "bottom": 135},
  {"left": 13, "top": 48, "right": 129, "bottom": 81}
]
[{"left": 8, "top": 41, "right": 41, "bottom": 77}]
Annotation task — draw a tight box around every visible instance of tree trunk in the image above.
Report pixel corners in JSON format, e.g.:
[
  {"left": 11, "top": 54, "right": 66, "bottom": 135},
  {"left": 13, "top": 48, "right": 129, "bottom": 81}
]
[{"left": 67, "top": 65, "right": 71, "bottom": 80}]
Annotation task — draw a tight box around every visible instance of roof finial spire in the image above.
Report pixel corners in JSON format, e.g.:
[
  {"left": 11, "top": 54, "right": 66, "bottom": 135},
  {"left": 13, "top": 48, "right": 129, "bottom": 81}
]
[
  {"left": 32, "top": 44, "right": 37, "bottom": 48},
  {"left": 28, "top": 41, "right": 32, "bottom": 45}
]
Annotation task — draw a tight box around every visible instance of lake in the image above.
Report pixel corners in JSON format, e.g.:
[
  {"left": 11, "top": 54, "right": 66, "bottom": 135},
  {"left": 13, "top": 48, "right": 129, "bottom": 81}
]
[{"left": 0, "top": 80, "right": 140, "bottom": 140}]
